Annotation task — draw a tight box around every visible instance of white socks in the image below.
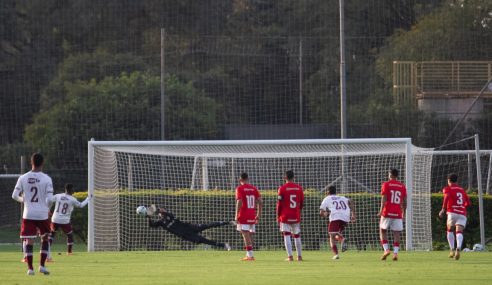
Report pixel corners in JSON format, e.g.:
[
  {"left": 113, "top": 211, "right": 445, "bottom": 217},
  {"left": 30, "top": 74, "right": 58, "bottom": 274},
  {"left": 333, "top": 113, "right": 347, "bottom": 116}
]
[
  {"left": 456, "top": 232, "right": 463, "bottom": 250},
  {"left": 447, "top": 231, "right": 455, "bottom": 250},
  {"left": 393, "top": 246, "right": 399, "bottom": 254},
  {"left": 284, "top": 235, "right": 293, "bottom": 257},
  {"left": 382, "top": 243, "right": 389, "bottom": 251},
  {"left": 294, "top": 237, "right": 302, "bottom": 257},
  {"left": 247, "top": 250, "right": 253, "bottom": 257}
]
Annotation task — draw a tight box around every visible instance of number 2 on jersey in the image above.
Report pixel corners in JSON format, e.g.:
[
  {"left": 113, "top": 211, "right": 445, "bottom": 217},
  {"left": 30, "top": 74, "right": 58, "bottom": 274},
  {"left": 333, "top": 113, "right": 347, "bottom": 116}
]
[{"left": 30, "top": 187, "right": 39, "bottom": 202}]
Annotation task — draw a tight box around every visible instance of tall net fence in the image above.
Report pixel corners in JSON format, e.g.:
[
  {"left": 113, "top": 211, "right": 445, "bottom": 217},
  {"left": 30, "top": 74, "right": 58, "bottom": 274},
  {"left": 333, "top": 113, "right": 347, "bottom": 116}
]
[{"left": 2, "top": 1, "right": 492, "bottom": 192}]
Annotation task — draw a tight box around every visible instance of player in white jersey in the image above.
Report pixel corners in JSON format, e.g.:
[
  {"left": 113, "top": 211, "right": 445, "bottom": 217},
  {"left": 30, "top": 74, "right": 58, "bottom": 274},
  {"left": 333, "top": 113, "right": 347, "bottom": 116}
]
[
  {"left": 319, "top": 186, "right": 355, "bottom": 260},
  {"left": 12, "top": 153, "right": 53, "bottom": 275},
  {"left": 47, "top": 183, "right": 90, "bottom": 258}
]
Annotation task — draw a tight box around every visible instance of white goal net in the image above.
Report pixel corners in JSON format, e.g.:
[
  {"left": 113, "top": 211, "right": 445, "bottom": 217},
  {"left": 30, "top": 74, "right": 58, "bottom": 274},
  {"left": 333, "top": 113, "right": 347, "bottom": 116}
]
[{"left": 88, "top": 139, "right": 433, "bottom": 252}]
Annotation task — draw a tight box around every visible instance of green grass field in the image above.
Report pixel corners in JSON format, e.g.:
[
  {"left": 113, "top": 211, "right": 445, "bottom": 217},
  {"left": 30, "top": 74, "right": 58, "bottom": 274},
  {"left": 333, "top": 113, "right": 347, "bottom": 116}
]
[{"left": 1, "top": 244, "right": 491, "bottom": 285}]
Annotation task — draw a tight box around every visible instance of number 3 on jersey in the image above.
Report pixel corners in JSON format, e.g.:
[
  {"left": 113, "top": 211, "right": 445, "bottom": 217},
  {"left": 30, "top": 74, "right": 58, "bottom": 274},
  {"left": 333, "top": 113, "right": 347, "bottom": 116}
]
[
  {"left": 456, "top": 192, "right": 463, "bottom": 205},
  {"left": 390, "top": 190, "right": 401, "bottom": 204}
]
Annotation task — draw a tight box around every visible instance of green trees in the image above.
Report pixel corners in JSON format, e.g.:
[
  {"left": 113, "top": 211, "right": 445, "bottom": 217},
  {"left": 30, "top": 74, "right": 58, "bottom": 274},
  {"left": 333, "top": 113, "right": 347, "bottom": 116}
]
[{"left": 25, "top": 58, "right": 219, "bottom": 174}]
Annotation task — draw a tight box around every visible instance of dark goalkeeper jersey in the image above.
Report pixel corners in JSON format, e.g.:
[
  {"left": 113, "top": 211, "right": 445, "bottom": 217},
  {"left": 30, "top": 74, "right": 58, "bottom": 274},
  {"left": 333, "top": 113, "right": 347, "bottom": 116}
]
[
  {"left": 147, "top": 209, "right": 230, "bottom": 248},
  {"left": 148, "top": 210, "right": 196, "bottom": 238}
]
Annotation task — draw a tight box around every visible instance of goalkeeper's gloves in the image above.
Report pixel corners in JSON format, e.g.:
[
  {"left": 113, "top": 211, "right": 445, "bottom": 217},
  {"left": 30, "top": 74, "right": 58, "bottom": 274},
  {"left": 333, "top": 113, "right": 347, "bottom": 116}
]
[{"left": 147, "top": 204, "right": 157, "bottom": 216}]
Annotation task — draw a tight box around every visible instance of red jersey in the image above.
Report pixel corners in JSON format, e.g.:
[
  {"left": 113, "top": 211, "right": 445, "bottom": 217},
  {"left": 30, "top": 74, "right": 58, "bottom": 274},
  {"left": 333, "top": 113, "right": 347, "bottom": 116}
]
[
  {"left": 380, "top": 180, "right": 407, "bottom": 219},
  {"left": 277, "top": 182, "right": 304, "bottom": 223},
  {"left": 442, "top": 183, "right": 471, "bottom": 216},
  {"left": 236, "top": 183, "right": 261, "bottom": 224}
]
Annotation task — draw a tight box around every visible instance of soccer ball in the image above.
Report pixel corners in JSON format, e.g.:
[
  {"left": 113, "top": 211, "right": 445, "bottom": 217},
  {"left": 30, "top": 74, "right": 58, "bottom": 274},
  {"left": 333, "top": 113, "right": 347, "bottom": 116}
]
[
  {"left": 473, "top": 243, "right": 485, "bottom": 252},
  {"left": 136, "top": 205, "right": 147, "bottom": 216}
]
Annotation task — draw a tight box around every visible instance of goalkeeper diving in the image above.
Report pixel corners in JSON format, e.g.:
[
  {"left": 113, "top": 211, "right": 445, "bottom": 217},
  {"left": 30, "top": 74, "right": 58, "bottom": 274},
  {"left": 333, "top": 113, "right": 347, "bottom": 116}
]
[{"left": 143, "top": 205, "right": 232, "bottom": 250}]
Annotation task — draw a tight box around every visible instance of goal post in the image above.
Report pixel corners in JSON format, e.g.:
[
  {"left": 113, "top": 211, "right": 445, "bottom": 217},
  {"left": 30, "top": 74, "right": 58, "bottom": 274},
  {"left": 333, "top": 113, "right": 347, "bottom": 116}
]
[
  {"left": 87, "top": 138, "right": 433, "bottom": 252},
  {"left": 405, "top": 141, "right": 413, "bottom": 250}
]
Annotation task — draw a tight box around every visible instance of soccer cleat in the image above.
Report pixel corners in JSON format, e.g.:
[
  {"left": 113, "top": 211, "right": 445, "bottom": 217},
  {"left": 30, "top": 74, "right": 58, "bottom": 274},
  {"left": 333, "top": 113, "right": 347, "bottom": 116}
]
[
  {"left": 285, "top": 256, "right": 294, "bottom": 262},
  {"left": 392, "top": 254, "right": 398, "bottom": 261},
  {"left": 448, "top": 250, "right": 455, "bottom": 258},
  {"left": 241, "top": 257, "right": 255, "bottom": 261},
  {"left": 39, "top": 266, "right": 50, "bottom": 275},
  {"left": 381, "top": 250, "right": 391, "bottom": 260},
  {"left": 297, "top": 256, "right": 303, "bottom": 261},
  {"left": 67, "top": 252, "right": 73, "bottom": 256},
  {"left": 225, "top": 243, "right": 231, "bottom": 251},
  {"left": 27, "top": 269, "right": 35, "bottom": 276},
  {"left": 332, "top": 254, "right": 340, "bottom": 260},
  {"left": 454, "top": 249, "right": 460, "bottom": 260},
  {"left": 46, "top": 257, "right": 54, "bottom": 263}
]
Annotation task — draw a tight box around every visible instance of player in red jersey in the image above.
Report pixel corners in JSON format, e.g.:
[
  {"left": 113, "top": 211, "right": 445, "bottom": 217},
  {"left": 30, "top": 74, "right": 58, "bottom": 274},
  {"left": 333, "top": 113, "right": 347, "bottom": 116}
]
[
  {"left": 378, "top": 168, "right": 407, "bottom": 261},
  {"left": 439, "top": 173, "right": 471, "bottom": 260},
  {"left": 235, "top": 172, "right": 262, "bottom": 261},
  {"left": 277, "top": 170, "right": 304, "bottom": 261},
  {"left": 12, "top": 153, "right": 54, "bottom": 275}
]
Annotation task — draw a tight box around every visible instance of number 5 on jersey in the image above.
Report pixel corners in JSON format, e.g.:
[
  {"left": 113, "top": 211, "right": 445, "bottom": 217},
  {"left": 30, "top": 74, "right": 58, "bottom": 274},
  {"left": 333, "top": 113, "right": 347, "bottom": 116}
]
[{"left": 289, "top": 194, "right": 297, "bottom": 208}]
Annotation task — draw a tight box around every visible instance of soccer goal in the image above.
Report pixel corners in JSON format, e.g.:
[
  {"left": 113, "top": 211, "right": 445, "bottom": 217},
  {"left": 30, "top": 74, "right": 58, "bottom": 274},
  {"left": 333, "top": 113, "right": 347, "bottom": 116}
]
[{"left": 87, "top": 138, "right": 433, "bottom": 252}]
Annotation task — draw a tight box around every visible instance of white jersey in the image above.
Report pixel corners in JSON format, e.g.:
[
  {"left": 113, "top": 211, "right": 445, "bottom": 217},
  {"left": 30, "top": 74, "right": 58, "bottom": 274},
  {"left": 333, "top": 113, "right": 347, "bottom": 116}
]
[
  {"left": 12, "top": 171, "right": 54, "bottom": 220},
  {"left": 319, "top": 195, "right": 351, "bottom": 222},
  {"left": 50, "top": 193, "right": 89, "bottom": 224}
]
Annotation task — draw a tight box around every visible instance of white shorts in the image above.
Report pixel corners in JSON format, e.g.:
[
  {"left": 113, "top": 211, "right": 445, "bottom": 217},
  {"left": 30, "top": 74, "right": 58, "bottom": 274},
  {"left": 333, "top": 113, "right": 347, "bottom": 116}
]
[
  {"left": 237, "top": 224, "right": 256, "bottom": 233},
  {"left": 279, "top": 222, "right": 301, "bottom": 234},
  {"left": 380, "top": 217, "right": 403, "bottom": 232},
  {"left": 447, "top": 212, "right": 467, "bottom": 228}
]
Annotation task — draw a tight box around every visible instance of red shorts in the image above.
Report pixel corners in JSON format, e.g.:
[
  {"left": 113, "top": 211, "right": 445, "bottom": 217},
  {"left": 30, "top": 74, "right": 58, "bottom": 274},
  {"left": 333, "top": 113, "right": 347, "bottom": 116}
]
[
  {"left": 51, "top": 223, "right": 73, "bottom": 234},
  {"left": 328, "top": 220, "right": 347, "bottom": 234},
  {"left": 20, "top": 219, "right": 51, "bottom": 239}
]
